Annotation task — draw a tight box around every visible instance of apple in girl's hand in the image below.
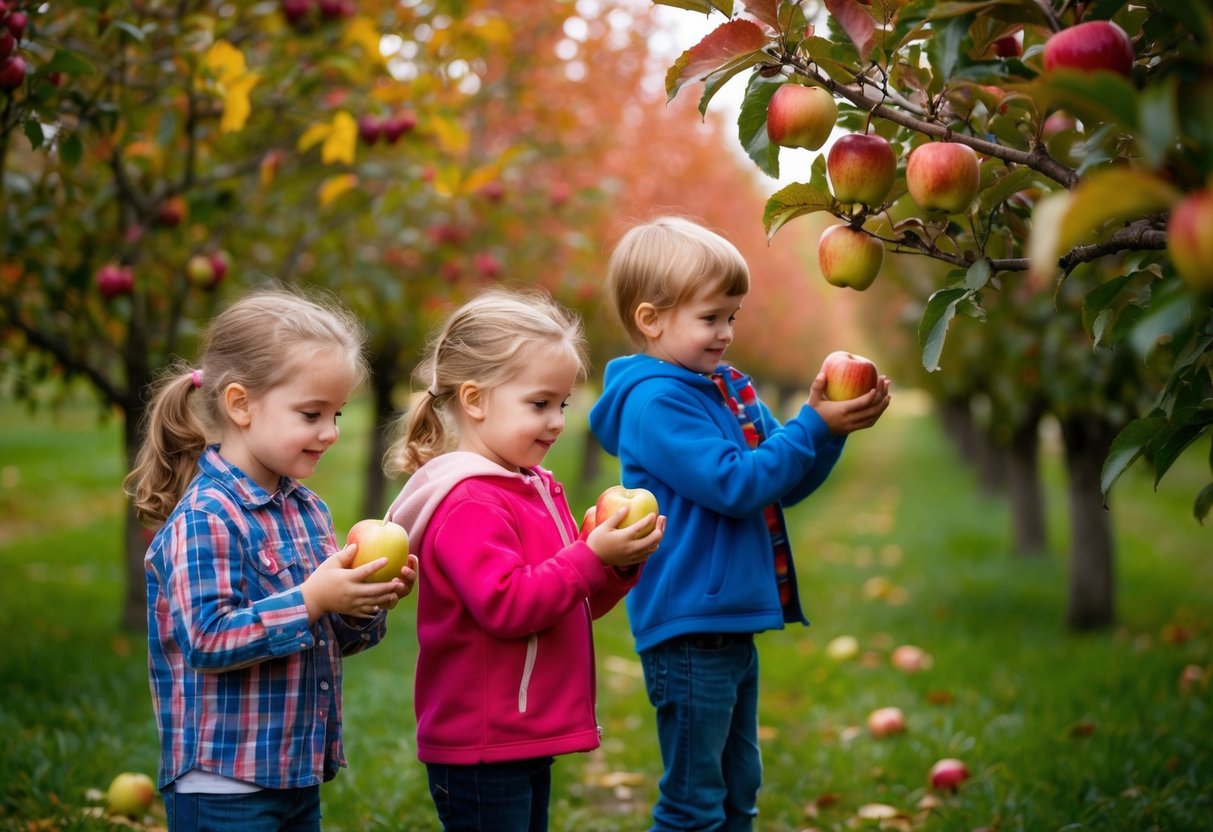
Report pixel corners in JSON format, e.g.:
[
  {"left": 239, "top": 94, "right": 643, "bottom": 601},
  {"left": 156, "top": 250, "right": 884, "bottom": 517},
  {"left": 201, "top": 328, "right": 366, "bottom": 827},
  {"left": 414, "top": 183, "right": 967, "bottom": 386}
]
[
  {"left": 106, "top": 772, "right": 156, "bottom": 818},
  {"left": 822, "top": 351, "right": 879, "bottom": 401},
  {"left": 594, "top": 486, "right": 659, "bottom": 538},
  {"left": 928, "top": 757, "right": 970, "bottom": 791},
  {"left": 346, "top": 519, "right": 411, "bottom": 583},
  {"left": 867, "top": 706, "right": 907, "bottom": 738}
]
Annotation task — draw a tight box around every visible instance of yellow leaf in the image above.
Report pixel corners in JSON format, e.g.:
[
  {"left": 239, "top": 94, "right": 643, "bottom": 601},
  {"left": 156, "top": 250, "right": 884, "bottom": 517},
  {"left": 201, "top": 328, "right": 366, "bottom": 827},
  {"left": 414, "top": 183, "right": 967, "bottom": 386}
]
[
  {"left": 432, "top": 164, "right": 461, "bottom": 198},
  {"left": 471, "top": 15, "right": 513, "bottom": 47},
  {"left": 219, "top": 72, "right": 259, "bottom": 134},
  {"left": 322, "top": 111, "right": 358, "bottom": 166},
  {"left": 462, "top": 164, "right": 500, "bottom": 196},
  {"left": 341, "top": 16, "right": 384, "bottom": 65},
  {"left": 204, "top": 41, "right": 246, "bottom": 84},
  {"left": 1027, "top": 190, "right": 1073, "bottom": 289},
  {"left": 298, "top": 122, "right": 333, "bottom": 154},
  {"left": 1056, "top": 168, "right": 1180, "bottom": 253},
  {"left": 430, "top": 114, "right": 468, "bottom": 156},
  {"left": 319, "top": 174, "right": 359, "bottom": 207}
]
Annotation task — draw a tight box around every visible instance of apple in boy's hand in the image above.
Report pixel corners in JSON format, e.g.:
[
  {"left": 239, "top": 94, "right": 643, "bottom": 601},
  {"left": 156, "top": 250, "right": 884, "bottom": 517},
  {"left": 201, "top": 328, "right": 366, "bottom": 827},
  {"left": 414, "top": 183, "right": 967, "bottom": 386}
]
[
  {"left": 822, "top": 351, "right": 879, "bottom": 401},
  {"left": 106, "top": 772, "right": 155, "bottom": 818},
  {"left": 346, "top": 519, "right": 410, "bottom": 583},
  {"left": 594, "top": 486, "right": 659, "bottom": 538}
]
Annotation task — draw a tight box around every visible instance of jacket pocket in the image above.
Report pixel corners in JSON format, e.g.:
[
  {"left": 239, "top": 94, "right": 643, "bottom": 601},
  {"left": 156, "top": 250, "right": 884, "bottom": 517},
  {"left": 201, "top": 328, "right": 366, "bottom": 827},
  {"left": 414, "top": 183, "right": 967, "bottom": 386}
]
[{"left": 518, "top": 634, "right": 539, "bottom": 713}]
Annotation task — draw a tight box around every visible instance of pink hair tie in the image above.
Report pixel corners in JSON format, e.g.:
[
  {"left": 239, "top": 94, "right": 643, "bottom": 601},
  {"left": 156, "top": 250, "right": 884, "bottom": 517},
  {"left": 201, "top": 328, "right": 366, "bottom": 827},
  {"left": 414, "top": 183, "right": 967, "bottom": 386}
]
[{"left": 190, "top": 369, "right": 204, "bottom": 389}]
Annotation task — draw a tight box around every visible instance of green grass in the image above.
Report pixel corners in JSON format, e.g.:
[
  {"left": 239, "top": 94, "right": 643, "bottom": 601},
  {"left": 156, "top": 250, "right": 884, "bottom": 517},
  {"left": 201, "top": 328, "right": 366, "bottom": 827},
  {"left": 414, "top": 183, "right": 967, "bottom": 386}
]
[{"left": 1, "top": 391, "right": 1211, "bottom": 831}]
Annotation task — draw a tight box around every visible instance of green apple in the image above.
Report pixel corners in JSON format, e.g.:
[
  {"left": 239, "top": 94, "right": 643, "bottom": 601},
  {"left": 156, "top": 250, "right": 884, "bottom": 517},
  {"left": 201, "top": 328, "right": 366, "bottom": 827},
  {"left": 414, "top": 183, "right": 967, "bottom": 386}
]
[
  {"left": 346, "top": 519, "right": 411, "bottom": 583},
  {"left": 106, "top": 772, "right": 155, "bottom": 819}
]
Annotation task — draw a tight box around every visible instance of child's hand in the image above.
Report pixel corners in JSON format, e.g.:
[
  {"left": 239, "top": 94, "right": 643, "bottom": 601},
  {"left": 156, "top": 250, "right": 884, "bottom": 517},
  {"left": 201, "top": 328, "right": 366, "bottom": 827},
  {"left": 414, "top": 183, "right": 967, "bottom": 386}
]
[
  {"left": 301, "top": 543, "right": 409, "bottom": 622},
  {"left": 586, "top": 507, "right": 666, "bottom": 569},
  {"left": 807, "top": 372, "right": 892, "bottom": 435}
]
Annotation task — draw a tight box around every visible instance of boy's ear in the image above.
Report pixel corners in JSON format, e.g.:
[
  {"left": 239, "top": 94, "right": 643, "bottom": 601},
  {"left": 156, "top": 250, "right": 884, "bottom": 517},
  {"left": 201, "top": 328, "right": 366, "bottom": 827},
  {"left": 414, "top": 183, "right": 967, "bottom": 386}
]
[
  {"left": 222, "top": 383, "right": 252, "bottom": 427},
  {"left": 634, "top": 303, "right": 663, "bottom": 339},
  {"left": 457, "top": 381, "right": 486, "bottom": 421}
]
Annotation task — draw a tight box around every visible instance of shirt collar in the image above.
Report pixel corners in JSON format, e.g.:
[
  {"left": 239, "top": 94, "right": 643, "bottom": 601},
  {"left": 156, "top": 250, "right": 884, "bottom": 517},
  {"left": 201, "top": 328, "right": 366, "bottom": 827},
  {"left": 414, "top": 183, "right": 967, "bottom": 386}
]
[{"left": 198, "top": 445, "right": 300, "bottom": 508}]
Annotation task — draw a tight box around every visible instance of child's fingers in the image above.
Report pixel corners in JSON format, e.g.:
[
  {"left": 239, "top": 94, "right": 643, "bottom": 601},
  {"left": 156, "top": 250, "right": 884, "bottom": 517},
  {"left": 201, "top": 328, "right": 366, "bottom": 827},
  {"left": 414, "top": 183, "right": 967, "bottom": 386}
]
[{"left": 348, "top": 556, "right": 390, "bottom": 582}]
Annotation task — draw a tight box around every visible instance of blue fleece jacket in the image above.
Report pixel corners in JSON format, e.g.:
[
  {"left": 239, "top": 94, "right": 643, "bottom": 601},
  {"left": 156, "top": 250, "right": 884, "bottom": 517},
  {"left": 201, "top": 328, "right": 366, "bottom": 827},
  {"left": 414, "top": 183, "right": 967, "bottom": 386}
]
[{"left": 589, "top": 354, "right": 846, "bottom": 652}]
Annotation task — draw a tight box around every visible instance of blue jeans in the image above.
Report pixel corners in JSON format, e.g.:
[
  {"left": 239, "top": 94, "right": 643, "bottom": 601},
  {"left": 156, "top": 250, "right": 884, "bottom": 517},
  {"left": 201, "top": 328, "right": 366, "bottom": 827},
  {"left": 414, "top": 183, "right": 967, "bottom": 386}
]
[
  {"left": 425, "top": 757, "right": 554, "bottom": 832},
  {"left": 162, "top": 786, "right": 320, "bottom": 832},
  {"left": 640, "top": 633, "right": 762, "bottom": 832}
]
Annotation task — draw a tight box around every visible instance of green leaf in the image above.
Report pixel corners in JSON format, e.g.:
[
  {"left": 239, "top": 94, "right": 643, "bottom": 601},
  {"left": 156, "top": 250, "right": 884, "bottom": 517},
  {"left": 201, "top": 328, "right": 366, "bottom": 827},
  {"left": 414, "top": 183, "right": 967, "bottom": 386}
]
[
  {"left": 1137, "top": 76, "right": 1178, "bottom": 170},
  {"left": 1101, "top": 416, "right": 1167, "bottom": 498},
  {"left": 919, "top": 287, "right": 968, "bottom": 372},
  {"left": 1082, "top": 273, "right": 1134, "bottom": 337},
  {"left": 964, "top": 257, "right": 991, "bottom": 291},
  {"left": 23, "top": 120, "right": 44, "bottom": 151},
  {"left": 652, "top": 0, "right": 718, "bottom": 13},
  {"left": 977, "top": 167, "right": 1037, "bottom": 214},
  {"left": 926, "top": 14, "right": 971, "bottom": 85},
  {"left": 738, "top": 74, "right": 781, "bottom": 178},
  {"left": 823, "top": 0, "right": 877, "bottom": 62},
  {"left": 1195, "top": 481, "right": 1213, "bottom": 524},
  {"left": 762, "top": 182, "right": 833, "bottom": 239},
  {"left": 1020, "top": 71, "right": 1138, "bottom": 131},
  {"left": 60, "top": 134, "right": 83, "bottom": 168},
  {"left": 43, "top": 50, "right": 96, "bottom": 77},
  {"left": 1152, "top": 410, "right": 1213, "bottom": 489}
]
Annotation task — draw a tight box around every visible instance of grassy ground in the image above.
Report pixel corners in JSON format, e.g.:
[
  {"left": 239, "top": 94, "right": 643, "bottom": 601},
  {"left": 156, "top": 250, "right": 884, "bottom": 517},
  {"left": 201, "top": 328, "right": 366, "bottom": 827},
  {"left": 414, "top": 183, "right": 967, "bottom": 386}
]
[{"left": 1, "top": 390, "right": 1210, "bottom": 831}]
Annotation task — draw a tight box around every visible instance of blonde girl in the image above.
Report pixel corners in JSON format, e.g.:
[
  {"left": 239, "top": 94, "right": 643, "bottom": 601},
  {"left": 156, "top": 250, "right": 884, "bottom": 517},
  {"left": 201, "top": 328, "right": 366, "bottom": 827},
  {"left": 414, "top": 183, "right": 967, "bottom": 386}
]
[
  {"left": 385, "top": 286, "right": 664, "bottom": 832},
  {"left": 125, "top": 286, "right": 417, "bottom": 832}
]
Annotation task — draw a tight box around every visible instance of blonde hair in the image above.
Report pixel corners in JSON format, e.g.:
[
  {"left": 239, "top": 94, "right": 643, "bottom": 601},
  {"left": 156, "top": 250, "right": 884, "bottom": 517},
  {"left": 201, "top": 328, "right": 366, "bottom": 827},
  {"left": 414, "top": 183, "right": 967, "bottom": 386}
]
[
  {"left": 385, "top": 287, "right": 588, "bottom": 475},
  {"left": 124, "top": 286, "right": 368, "bottom": 527},
  {"left": 606, "top": 216, "right": 750, "bottom": 347}
]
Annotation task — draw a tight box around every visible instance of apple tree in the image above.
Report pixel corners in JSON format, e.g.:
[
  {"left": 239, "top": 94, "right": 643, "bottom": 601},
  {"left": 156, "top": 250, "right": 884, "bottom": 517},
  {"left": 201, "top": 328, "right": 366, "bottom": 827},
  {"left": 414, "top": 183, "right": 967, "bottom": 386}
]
[{"left": 652, "top": 0, "right": 1212, "bottom": 629}]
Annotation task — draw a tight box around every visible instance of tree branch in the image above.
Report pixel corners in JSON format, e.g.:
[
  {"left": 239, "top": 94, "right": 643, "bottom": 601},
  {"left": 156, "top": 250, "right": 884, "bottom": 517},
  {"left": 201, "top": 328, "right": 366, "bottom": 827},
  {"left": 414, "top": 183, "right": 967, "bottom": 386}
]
[{"left": 1059, "top": 221, "right": 1168, "bottom": 273}]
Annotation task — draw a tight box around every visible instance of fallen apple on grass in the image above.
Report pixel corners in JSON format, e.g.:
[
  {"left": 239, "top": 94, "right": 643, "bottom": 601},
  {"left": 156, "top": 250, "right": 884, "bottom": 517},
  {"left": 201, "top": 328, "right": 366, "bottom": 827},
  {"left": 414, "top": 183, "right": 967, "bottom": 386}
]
[
  {"left": 106, "top": 772, "right": 156, "bottom": 819},
  {"left": 822, "top": 351, "right": 879, "bottom": 402},
  {"left": 867, "top": 706, "right": 907, "bottom": 738},
  {"left": 824, "top": 634, "right": 860, "bottom": 661},
  {"left": 890, "top": 644, "right": 933, "bottom": 672},
  {"left": 588, "top": 485, "right": 659, "bottom": 538},
  {"left": 346, "top": 518, "right": 411, "bottom": 583},
  {"left": 928, "top": 757, "right": 970, "bottom": 791}
]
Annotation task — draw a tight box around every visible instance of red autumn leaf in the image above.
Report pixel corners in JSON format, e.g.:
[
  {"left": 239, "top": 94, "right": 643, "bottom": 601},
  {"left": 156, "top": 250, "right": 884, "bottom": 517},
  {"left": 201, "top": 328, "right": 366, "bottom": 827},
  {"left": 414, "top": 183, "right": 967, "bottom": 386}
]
[
  {"left": 665, "top": 18, "right": 769, "bottom": 101},
  {"left": 823, "top": 0, "right": 876, "bottom": 63},
  {"left": 739, "top": 0, "right": 780, "bottom": 32}
]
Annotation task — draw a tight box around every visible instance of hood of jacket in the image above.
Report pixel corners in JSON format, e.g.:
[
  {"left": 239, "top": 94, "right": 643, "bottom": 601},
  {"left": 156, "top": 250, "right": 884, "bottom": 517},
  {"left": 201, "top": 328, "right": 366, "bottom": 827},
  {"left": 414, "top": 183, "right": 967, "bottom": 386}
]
[
  {"left": 591, "top": 354, "right": 722, "bottom": 457},
  {"left": 386, "top": 451, "right": 532, "bottom": 542}
]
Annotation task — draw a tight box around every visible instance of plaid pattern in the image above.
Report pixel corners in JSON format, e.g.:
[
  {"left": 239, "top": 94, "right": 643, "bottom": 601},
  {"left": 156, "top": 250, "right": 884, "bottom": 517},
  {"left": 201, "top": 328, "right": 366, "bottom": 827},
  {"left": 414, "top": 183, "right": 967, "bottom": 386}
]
[
  {"left": 711, "top": 366, "right": 799, "bottom": 619},
  {"left": 145, "top": 446, "right": 386, "bottom": 789}
]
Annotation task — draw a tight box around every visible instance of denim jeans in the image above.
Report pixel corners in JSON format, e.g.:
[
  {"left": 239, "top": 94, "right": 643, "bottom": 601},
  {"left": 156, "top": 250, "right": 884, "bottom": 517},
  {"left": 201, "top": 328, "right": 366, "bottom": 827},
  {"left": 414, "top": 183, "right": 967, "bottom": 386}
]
[
  {"left": 425, "top": 756, "right": 555, "bottom": 832},
  {"left": 640, "top": 633, "right": 762, "bottom": 832},
  {"left": 162, "top": 786, "right": 321, "bottom": 832}
]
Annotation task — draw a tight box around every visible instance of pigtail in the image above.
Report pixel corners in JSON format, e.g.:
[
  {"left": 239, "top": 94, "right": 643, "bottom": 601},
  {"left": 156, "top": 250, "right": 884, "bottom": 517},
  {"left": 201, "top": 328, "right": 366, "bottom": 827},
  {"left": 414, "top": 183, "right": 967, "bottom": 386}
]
[
  {"left": 385, "top": 388, "right": 453, "bottom": 476},
  {"left": 123, "top": 366, "right": 209, "bottom": 528}
]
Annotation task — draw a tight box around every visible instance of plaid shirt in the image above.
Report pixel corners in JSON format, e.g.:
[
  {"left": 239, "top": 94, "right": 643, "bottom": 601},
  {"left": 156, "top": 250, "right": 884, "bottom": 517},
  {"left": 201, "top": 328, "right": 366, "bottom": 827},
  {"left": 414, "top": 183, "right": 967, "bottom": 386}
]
[{"left": 146, "top": 446, "right": 387, "bottom": 790}]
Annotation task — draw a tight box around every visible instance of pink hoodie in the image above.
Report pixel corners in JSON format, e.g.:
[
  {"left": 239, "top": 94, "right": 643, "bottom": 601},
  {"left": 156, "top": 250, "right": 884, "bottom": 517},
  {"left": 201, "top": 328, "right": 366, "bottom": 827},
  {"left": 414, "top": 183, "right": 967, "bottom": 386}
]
[{"left": 387, "top": 452, "right": 638, "bottom": 765}]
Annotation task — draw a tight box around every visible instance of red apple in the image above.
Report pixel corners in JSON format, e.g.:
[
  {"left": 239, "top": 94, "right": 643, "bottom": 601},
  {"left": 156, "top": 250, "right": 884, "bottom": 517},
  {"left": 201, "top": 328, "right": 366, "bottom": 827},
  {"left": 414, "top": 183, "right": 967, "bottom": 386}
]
[
  {"left": 1166, "top": 189, "right": 1213, "bottom": 292},
  {"left": 480, "top": 180, "right": 506, "bottom": 203},
  {"left": 890, "top": 643, "right": 932, "bottom": 672},
  {"left": 867, "top": 706, "right": 907, "bottom": 738},
  {"left": 472, "top": 252, "right": 502, "bottom": 280},
  {"left": 0, "top": 54, "right": 25, "bottom": 91},
  {"left": 906, "top": 142, "right": 980, "bottom": 214},
  {"left": 0, "top": 29, "right": 14, "bottom": 58},
  {"left": 95, "top": 263, "right": 134, "bottom": 299},
  {"left": 6, "top": 10, "right": 26, "bottom": 40},
  {"left": 383, "top": 110, "right": 417, "bottom": 144},
  {"left": 1043, "top": 20, "right": 1133, "bottom": 78},
  {"left": 155, "top": 196, "right": 187, "bottom": 228},
  {"left": 549, "top": 181, "right": 572, "bottom": 207},
  {"left": 186, "top": 254, "right": 215, "bottom": 288},
  {"left": 992, "top": 34, "right": 1022, "bottom": 57},
  {"left": 281, "top": 0, "right": 312, "bottom": 27},
  {"left": 818, "top": 225, "right": 883, "bottom": 291},
  {"left": 357, "top": 114, "right": 382, "bottom": 145},
  {"left": 208, "top": 250, "right": 230, "bottom": 286},
  {"left": 766, "top": 83, "right": 837, "bottom": 151},
  {"left": 346, "top": 519, "right": 411, "bottom": 583},
  {"left": 821, "top": 350, "right": 879, "bottom": 401},
  {"left": 318, "top": 0, "right": 344, "bottom": 20},
  {"left": 928, "top": 758, "right": 970, "bottom": 791},
  {"left": 594, "top": 485, "right": 659, "bottom": 538},
  {"left": 106, "top": 772, "right": 156, "bottom": 819},
  {"left": 828, "top": 133, "right": 896, "bottom": 207}
]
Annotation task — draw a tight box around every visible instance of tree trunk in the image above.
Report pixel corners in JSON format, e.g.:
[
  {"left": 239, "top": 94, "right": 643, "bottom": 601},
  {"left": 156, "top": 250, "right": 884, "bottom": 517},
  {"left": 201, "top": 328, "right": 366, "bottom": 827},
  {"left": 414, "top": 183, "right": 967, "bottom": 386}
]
[
  {"left": 973, "top": 427, "right": 1008, "bottom": 495},
  {"left": 1007, "top": 417, "right": 1047, "bottom": 557},
  {"left": 121, "top": 398, "right": 149, "bottom": 633},
  {"left": 938, "top": 398, "right": 979, "bottom": 461},
  {"left": 361, "top": 367, "right": 398, "bottom": 520},
  {"left": 1060, "top": 413, "right": 1118, "bottom": 631}
]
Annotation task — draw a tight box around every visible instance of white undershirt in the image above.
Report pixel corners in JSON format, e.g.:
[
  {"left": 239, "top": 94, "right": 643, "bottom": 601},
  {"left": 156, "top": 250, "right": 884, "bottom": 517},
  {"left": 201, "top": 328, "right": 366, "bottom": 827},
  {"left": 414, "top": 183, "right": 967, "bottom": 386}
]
[{"left": 174, "top": 769, "right": 262, "bottom": 794}]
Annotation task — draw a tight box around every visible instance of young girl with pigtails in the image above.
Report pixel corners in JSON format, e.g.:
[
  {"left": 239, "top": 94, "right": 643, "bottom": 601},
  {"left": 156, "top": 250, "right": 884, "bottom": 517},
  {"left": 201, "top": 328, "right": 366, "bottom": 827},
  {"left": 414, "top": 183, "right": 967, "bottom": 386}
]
[
  {"left": 124, "top": 286, "right": 417, "bottom": 832},
  {"left": 384, "top": 286, "right": 665, "bottom": 832}
]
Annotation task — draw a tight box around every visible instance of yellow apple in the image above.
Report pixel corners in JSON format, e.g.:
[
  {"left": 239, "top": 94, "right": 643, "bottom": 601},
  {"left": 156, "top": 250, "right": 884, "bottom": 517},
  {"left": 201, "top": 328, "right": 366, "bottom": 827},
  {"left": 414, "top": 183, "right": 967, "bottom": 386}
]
[
  {"left": 106, "top": 772, "right": 155, "bottom": 819},
  {"left": 593, "top": 485, "right": 659, "bottom": 539},
  {"left": 346, "top": 519, "right": 411, "bottom": 583}
]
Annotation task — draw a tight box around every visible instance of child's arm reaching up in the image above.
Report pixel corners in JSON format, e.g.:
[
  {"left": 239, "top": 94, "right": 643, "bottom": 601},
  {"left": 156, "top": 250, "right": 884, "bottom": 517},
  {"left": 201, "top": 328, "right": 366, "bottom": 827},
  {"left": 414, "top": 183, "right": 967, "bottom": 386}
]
[{"left": 807, "top": 371, "right": 892, "bottom": 435}]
